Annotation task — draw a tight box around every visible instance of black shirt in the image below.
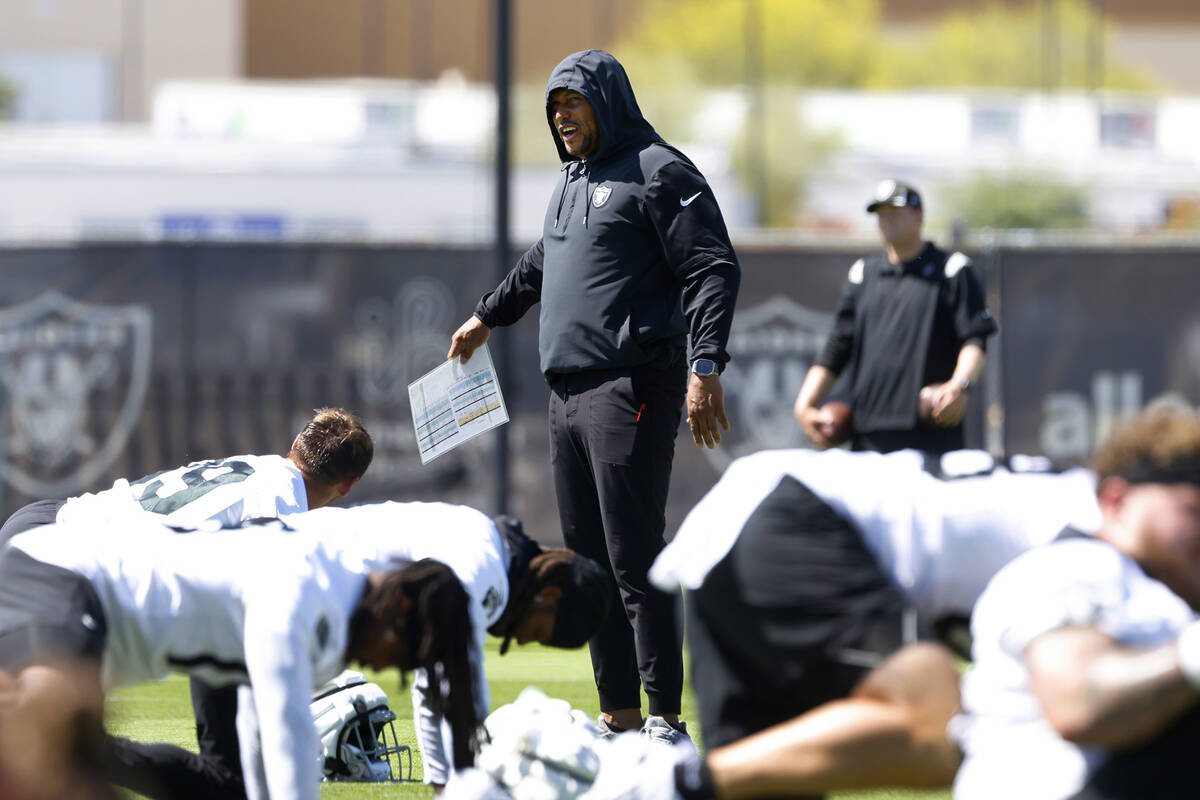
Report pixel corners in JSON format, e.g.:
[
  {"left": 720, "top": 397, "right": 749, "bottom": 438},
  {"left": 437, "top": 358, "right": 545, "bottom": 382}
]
[{"left": 817, "top": 242, "right": 997, "bottom": 439}]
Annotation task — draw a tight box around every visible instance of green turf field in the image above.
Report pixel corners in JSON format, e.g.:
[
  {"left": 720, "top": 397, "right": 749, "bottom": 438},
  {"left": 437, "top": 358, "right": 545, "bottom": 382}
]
[{"left": 107, "top": 639, "right": 949, "bottom": 800}]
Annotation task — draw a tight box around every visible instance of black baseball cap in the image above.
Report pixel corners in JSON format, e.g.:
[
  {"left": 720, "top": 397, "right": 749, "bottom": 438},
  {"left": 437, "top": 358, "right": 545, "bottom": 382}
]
[{"left": 867, "top": 180, "right": 922, "bottom": 213}]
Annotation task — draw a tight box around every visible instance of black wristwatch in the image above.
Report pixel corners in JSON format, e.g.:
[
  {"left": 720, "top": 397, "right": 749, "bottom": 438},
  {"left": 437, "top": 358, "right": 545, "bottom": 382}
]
[{"left": 691, "top": 358, "right": 720, "bottom": 377}]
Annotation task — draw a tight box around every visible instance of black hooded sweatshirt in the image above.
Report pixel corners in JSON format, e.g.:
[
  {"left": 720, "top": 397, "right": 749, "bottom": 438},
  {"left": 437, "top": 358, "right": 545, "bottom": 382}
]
[{"left": 474, "top": 49, "right": 740, "bottom": 378}]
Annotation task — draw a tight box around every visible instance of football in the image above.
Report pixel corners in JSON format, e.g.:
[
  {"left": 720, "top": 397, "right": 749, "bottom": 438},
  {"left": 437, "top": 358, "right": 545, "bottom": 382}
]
[
  {"left": 819, "top": 401, "right": 853, "bottom": 447},
  {"left": 919, "top": 383, "right": 966, "bottom": 427}
]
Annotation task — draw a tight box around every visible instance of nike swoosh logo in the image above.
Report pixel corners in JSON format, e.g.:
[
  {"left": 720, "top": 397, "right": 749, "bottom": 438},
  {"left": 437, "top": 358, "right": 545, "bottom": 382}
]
[{"left": 679, "top": 191, "right": 702, "bottom": 207}]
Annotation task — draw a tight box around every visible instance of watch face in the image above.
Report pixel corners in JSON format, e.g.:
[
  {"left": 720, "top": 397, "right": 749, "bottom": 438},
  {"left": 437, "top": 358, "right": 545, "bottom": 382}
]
[{"left": 692, "top": 359, "right": 717, "bottom": 376}]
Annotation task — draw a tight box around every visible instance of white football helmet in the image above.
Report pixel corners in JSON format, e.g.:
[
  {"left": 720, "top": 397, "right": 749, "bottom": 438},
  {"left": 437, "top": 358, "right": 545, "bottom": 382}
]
[
  {"left": 475, "top": 687, "right": 603, "bottom": 800},
  {"left": 459, "top": 688, "right": 695, "bottom": 800},
  {"left": 311, "top": 670, "right": 413, "bottom": 782}
]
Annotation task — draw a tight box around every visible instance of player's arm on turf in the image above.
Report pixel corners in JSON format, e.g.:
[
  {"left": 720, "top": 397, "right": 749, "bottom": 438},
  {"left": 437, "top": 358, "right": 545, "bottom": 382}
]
[
  {"left": 987, "top": 541, "right": 1200, "bottom": 751},
  {"left": 1024, "top": 625, "right": 1200, "bottom": 749},
  {"left": 242, "top": 589, "right": 321, "bottom": 800},
  {"left": 235, "top": 685, "right": 269, "bottom": 800},
  {"left": 645, "top": 160, "right": 740, "bottom": 448},
  {"left": 450, "top": 240, "right": 545, "bottom": 364},
  {"left": 412, "top": 668, "right": 451, "bottom": 788}
]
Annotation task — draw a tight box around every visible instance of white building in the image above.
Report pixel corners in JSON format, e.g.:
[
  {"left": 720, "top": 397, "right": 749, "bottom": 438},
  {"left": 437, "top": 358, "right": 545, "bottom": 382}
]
[{"left": 1, "top": 80, "right": 1198, "bottom": 244}]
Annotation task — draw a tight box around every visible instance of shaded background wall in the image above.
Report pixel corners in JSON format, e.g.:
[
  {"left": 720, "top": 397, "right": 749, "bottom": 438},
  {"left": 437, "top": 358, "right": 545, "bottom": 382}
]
[{"left": 3, "top": 241, "right": 1196, "bottom": 544}]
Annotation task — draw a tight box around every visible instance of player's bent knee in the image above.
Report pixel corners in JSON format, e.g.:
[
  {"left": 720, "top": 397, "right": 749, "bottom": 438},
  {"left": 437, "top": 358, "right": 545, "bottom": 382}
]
[
  {"left": 853, "top": 643, "right": 960, "bottom": 709},
  {"left": 851, "top": 644, "right": 963, "bottom": 786}
]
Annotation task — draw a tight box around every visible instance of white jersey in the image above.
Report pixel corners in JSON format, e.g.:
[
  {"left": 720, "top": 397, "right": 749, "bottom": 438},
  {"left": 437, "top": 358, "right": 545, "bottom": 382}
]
[
  {"left": 281, "top": 501, "right": 510, "bottom": 786},
  {"left": 56, "top": 454, "right": 308, "bottom": 528},
  {"left": 650, "top": 448, "right": 1100, "bottom": 620},
  {"left": 954, "top": 537, "right": 1197, "bottom": 800},
  {"left": 7, "top": 517, "right": 361, "bottom": 800}
]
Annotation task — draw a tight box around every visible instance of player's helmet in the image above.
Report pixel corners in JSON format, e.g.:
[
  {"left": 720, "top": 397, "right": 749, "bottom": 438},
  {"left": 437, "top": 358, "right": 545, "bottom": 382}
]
[{"left": 311, "top": 670, "right": 414, "bottom": 782}]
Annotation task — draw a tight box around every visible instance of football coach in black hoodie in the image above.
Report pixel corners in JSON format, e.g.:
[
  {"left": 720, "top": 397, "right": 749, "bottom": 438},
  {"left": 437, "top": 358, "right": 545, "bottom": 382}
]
[{"left": 449, "top": 49, "right": 740, "bottom": 744}]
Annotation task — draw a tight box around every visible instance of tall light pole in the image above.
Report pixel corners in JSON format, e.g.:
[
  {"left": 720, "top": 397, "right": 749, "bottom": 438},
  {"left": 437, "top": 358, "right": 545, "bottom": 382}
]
[
  {"left": 1087, "top": 0, "right": 1105, "bottom": 93},
  {"left": 491, "top": 0, "right": 512, "bottom": 515},
  {"left": 1041, "top": 0, "right": 1060, "bottom": 93},
  {"left": 744, "top": 0, "right": 768, "bottom": 226}
]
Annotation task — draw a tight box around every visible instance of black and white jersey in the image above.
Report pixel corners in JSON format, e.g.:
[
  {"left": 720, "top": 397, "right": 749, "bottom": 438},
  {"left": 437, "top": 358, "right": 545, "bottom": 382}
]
[
  {"left": 650, "top": 448, "right": 1100, "bottom": 621},
  {"left": 954, "top": 538, "right": 1196, "bottom": 799},
  {"left": 56, "top": 454, "right": 307, "bottom": 528},
  {"left": 7, "top": 516, "right": 360, "bottom": 800},
  {"left": 281, "top": 501, "right": 509, "bottom": 787}
]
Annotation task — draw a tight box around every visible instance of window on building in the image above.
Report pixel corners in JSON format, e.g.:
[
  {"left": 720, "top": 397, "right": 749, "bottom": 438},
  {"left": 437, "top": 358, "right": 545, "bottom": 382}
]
[
  {"left": 1099, "top": 109, "right": 1156, "bottom": 150},
  {"left": 970, "top": 106, "right": 1020, "bottom": 146},
  {"left": 0, "top": 49, "right": 115, "bottom": 123}
]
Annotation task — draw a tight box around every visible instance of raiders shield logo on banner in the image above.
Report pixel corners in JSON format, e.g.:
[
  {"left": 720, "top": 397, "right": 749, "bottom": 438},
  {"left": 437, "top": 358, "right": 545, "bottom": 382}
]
[
  {"left": 0, "top": 291, "right": 152, "bottom": 497},
  {"left": 592, "top": 186, "right": 611, "bottom": 207},
  {"left": 351, "top": 277, "right": 456, "bottom": 409},
  {"left": 699, "top": 296, "right": 835, "bottom": 473}
]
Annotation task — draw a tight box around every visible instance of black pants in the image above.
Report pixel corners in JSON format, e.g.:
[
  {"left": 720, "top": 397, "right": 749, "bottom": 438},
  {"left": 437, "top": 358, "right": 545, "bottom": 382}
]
[
  {"left": 0, "top": 499, "right": 66, "bottom": 550},
  {"left": 549, "top": 361, "right": 686, "bottom": 715},
  {"left": 688, "top": 476, "right": 907, "bottom": 773},
  {"left": 104, "top": 680, "right": 246, "bottom": 800}
]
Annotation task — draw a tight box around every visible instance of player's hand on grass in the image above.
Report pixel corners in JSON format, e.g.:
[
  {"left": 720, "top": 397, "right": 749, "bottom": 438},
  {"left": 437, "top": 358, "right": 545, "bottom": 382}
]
[
  {"left": 687, "top": 374, "right": 730, "bottom": 449},
  {"left": 448, "top": 315, "right": 492, "bottom": 364}
]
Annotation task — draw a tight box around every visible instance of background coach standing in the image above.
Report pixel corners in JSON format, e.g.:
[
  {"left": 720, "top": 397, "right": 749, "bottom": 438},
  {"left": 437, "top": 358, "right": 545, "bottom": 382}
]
[
  {"left": 449, "top": 49, "right": 740, "bottom": 744},
  {"left": 794, "top": 181, "right": 997, "bottom": 453}
]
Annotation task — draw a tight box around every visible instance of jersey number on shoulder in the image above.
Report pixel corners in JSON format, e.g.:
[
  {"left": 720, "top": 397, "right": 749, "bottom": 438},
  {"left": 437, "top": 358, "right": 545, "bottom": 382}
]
[{"left": 133, "top": 458, "right": 256, "bottom": 515}]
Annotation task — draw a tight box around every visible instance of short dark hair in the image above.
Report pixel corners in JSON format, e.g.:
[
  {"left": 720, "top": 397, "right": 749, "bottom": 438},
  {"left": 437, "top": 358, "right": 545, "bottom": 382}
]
[{"left": 289, "top": 408, "right": 373, "bottom": 485}]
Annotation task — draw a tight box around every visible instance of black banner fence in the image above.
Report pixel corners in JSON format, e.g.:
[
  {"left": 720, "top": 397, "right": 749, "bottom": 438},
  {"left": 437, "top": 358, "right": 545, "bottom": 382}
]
[{"left": 1, "top": 241, "right": 1197, "bottom": 542}]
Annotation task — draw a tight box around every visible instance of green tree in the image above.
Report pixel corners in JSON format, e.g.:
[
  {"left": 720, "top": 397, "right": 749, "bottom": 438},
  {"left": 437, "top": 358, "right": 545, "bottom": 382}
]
[
  {"left": 881, "top": 0, "right": 1155, "bottom": 90},
  {"left": 614, "top": 0, "right": 1155, "bottom": 92},
  {"left": 618, "top": 0, "right": 884, "bottom": 89},
  {"left": 943, "top": 172, "right": 1089, "bottom": 230},
  {"left": 0, "top": 75, "right": 16, "bottom": 120},
  {"left": 610, "top": 0, "right": 1155, "bottom": 226},
  {"left": 731, "top": 87, "right": 842, "bottom": 227}
]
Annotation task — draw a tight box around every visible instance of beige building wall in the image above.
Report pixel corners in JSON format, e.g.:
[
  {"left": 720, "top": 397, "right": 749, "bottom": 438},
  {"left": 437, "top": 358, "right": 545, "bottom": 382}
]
[
  {"left": 0, "top": 0, "right": 241, "bottom": 121},
  {"left": 1112, "top": 26, "right": 1200, "bottom": 92},
  {"left": 244, "top": 0, "right": 644, "bottom": 84},
  {"left": 243, "top": 0, "right": 1200, "bottom": 95},
  {"left": 141, "top": 0, "right": 244, "bottom": 115},
  {"left": 0, "top": 0, "right": 125, "bottom": 47},
  {"left": 881, "top": 0, "right": 1200, "bottom": 93}
]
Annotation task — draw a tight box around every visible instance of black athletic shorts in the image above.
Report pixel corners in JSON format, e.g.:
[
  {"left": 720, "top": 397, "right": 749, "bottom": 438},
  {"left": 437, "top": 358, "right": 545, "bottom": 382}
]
[
  {"left": 687, "top": 474, "right": 908, "bottom": 751},
  {"left": 0, "top": 547, "right": 107, "bottom": 673},
  {"left": 1066, "top": 705, "right": 1200, "bottom": 800}
]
